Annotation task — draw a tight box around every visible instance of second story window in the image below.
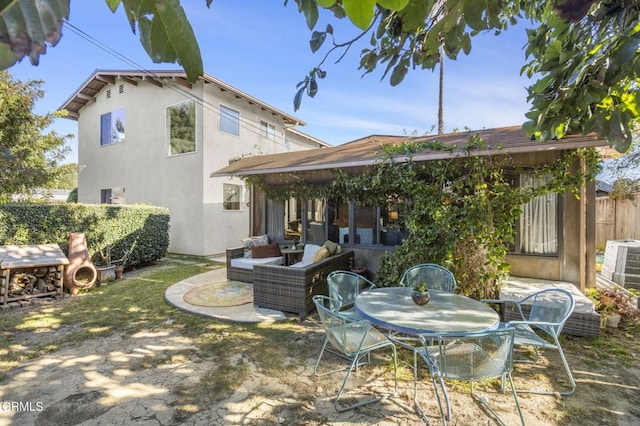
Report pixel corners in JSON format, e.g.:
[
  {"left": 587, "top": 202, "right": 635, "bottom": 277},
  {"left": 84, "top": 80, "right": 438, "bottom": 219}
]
[
  {"left": 167, "top": 100, "right": 196, "bottom": 156},
  {"left": 261, "top": 121, "right": 276, "bottom": 140},
  {"left": 219, "top": 105, "right": 240, "bottom": 136},
  {"left": 100, "top": 108, "right": 125, "bottom": 145}
]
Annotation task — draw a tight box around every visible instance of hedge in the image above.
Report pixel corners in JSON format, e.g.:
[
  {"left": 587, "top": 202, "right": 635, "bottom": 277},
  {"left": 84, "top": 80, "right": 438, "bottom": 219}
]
[{"left": 0, "top": 203, "right": 170, "bottom": 268}]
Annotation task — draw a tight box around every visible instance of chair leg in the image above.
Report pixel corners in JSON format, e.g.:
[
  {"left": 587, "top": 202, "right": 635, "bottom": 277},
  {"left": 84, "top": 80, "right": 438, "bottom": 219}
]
[
  {"left": 334, "top": 344, "right": 398, "bottom": 412},
  {"left": 507, "top": 341, "right": 576, "bottom": 396},
  {"left": 414, "top": 349, "right": 450, "bottom": 425},
  {"left": 315, "top": 337, "right": 369, "bottom": 377},
  {"left": 471, "top": 375, "right": 525, "bottom": 426}
]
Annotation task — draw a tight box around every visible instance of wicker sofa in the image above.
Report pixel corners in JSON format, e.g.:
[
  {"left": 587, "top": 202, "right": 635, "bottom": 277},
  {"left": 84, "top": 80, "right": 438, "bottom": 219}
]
[
  {"left": 253, "top": 249, "right": 354, "bottom": 318},
  {"left": 226, "top": 246, "right": 283, "bottom": 283}
]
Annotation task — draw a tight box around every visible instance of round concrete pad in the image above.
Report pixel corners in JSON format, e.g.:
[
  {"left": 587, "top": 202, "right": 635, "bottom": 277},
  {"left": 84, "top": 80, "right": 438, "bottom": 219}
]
[{"left": 164, "top": 268, "right": 287, "bottom": 323}]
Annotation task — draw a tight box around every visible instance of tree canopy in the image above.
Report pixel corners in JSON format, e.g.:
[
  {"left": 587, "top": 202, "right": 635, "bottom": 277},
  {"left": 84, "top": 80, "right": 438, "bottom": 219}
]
[
  {"left": 1, "top": 0, "right": 638, "bottom": 152},
  {"left": 0, "top": 71, "right": 71, "bottom": 201}
]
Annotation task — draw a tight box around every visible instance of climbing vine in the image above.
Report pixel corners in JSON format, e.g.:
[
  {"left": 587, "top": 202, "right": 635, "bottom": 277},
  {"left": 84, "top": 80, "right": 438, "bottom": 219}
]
[{"left": 242, "top": 136, "right": 601, "bottom": 299}]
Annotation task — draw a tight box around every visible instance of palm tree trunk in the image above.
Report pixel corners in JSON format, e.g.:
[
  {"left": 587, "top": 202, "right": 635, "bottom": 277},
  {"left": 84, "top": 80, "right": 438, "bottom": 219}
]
[{"left": 438, "top": 45, "right": 444, "bottom": 134}]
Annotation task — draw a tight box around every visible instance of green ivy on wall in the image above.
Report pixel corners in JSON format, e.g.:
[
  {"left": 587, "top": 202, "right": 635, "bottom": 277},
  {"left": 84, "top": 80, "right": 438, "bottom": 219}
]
[{"left": 243, "top": 136, "right": 601, "bottom": 299}]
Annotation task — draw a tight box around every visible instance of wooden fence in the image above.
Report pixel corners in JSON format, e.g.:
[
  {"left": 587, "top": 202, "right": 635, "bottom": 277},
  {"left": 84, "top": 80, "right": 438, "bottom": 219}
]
[{"left": 596, "top": 193, "right": 640, "bottom": 250}]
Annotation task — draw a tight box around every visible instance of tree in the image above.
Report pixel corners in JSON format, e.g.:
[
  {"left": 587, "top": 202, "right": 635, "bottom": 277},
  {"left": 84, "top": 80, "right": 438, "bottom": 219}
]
[
  {"left": 0, "top": 71, "right": 71, "bottom": 202},
  {"left": 1, "top": 1, "right": 638, "bottom": 151},
  {"left": 48, "top": 163, "right": 78, "bottom": 190}
]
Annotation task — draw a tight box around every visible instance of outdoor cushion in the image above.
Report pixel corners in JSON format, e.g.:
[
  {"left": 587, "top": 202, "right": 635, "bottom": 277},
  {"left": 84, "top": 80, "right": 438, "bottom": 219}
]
[
  {"left": 301, "top": 244, "right": 321, "bottom": 263},
  {"left": 241, "top": 234, "right": 269, "bottom": 258},
  {"left": 252, "top": 243, "right": 281, "bottom": 259},
  {"left": 312, "top": 246, "right": 330, "bottom": 263},
  {"left": 323, "top": 240, "right": 338, "bottom": 255},
  {"left": 499, "top": 276, "right": 595, "bottom": 314},
  {"left": 230, "top": 256, "right": 283, "bottom": 270}
]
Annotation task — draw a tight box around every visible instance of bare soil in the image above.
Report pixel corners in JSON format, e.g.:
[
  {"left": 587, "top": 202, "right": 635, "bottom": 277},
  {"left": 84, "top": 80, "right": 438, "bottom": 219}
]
[{"left": 0, "top": 261, "right": 638, "bottom": 426}]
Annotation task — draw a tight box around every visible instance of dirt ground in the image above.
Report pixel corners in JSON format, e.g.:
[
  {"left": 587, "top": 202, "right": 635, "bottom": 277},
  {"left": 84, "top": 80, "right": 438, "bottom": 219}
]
[
  {"left": 1, "top": 257, "right": 639, "bottom": 426},
  {"left": 0, "top": 307, "right": 638, "bottom": 426}
]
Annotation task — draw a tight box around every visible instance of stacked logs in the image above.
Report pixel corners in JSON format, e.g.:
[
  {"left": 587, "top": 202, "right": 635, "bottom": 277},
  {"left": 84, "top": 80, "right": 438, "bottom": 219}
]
[{"left": 7, "top": 267, "right": 58, "bottom": 297}]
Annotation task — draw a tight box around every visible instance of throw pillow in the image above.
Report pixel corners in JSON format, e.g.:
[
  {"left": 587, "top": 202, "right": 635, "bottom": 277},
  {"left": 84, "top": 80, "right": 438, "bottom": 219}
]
[
  {"left": 300, "top": 244, "right": 321, "bottom": 265},
  {"left": 241, "top": 234, "right": 270, "bottom": 258},
  {"left": 312, "top": 246, "right": 330, "bottom": 263},
  {"left": 252, "top": 243, "right": 281, "bottom": 259},
  {"left": 335, "top": 245, "right": 343, "bottom": 254},
  {"left": 323, "top": 240, "right": 338, "bottom": 255}
]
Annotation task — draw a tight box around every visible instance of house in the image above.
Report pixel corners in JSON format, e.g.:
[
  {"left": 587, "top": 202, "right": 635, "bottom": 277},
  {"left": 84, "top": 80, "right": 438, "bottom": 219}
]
[
  {"left": 59, "top": 70, "right": 329, "bottom": 255},
  {"left": 213, "top": 126, "right": 609, "bottom": 291}
]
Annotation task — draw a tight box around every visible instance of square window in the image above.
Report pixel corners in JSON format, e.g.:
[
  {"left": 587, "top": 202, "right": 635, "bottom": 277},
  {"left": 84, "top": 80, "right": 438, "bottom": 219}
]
[
  {"left": 219, "top": 105, "right": 240, "bottom": 136},
  {"left": 167, "top": 100, "right": 196, "bottom": 155}
]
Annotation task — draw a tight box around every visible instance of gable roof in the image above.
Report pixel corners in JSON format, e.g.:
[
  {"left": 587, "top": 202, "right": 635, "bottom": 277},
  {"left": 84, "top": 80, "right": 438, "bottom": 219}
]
[
  {"left": 58, "top": 69, "right": 305, "bottom": 126},
  {"left": 286, "top": 127, "right": 332, "bottom": 148},
  {"left": 212, "top": 126, "right": 609, "bottom": 182}
]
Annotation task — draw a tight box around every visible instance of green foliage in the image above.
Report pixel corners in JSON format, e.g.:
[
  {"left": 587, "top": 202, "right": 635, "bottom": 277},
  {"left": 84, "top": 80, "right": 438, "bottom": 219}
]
[
  {"left": 0, "top": 71, "right": 72, "bottom": 201},
  {"left": 66, "top": 187, "right": 78, "bottom": 203},
  {"left": 290, "top": 0, "right": 639, "bottom": 152},
  {"left": 48, "top": 163, "right": 78, "bottom": 190},
  {"left": 0, "top": 203, "right": 170, "bottom": 268},
  {"left": 3, "top": 1, "right": 637, "bottom": 151},
  {"left": 0, "top": 0, "right": 70, "bottom": 69},
  {"left": 244, "top": 134, "right": 600, "bottom": 300},
  {"left": 521, "top": 1, "right": 640, "bottom": 153}
]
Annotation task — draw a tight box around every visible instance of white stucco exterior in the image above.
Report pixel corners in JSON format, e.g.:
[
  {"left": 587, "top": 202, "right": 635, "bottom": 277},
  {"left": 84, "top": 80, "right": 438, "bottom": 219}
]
[{"left": 62, "top": 70, "right": 329, "bottom": 256}]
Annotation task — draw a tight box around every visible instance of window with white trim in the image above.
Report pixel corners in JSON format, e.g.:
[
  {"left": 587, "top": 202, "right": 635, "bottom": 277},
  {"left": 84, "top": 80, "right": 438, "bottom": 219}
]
[
  {"left": 261, "top": 121, "right": 276, "bottom": 140},
  {"left": 167, "top": 100, "right": 196, "bottom": 156},
  {"left": 219, "top": 105, "right": 240, "bottom": 136}
]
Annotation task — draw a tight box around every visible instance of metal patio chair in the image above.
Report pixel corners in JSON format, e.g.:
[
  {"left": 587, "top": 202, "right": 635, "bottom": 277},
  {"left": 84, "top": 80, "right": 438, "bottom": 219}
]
[
  {"left": 414, "top": 328, "right": 525, "bottom": 426},
  {"left": 312, "top": 295, "right": 398, "bottom": 412},
  {"left": 483, "top": 288, "right": 577, "bottom": 396},
  {"left": 327, "top": 270, "right": 376, "bottom": 321},
  {"left": 400, "top": 263, "right": 458, "bottom": 293}
]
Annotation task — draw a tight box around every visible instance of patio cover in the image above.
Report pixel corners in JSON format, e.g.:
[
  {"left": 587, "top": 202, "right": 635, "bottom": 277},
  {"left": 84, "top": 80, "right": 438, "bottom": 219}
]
[{"left": 211, "top": 126, "right": 609, "bottom": 184}]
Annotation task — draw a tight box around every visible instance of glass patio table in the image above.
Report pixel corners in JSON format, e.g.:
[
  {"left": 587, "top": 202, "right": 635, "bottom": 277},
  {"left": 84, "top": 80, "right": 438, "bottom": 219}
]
[{"left": 355, "top": 287, "right": 500, "bottom": 336}]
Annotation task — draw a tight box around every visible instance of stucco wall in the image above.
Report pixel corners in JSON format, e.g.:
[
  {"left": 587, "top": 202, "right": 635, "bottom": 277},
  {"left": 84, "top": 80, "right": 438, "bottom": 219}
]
[{"left": 76, "top": 75, "right": 323, "bottom": 256}]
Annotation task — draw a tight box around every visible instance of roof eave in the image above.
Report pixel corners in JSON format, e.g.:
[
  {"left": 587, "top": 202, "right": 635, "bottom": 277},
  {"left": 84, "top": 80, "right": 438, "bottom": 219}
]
[{"left": 211, "top": 137, "right": 609, "bottom": 178}]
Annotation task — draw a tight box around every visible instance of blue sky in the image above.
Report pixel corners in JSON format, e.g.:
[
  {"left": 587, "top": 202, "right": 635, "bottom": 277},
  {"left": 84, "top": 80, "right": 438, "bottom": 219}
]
[{"left": 9, "top": 1, "right": 536, "bottom": 164}]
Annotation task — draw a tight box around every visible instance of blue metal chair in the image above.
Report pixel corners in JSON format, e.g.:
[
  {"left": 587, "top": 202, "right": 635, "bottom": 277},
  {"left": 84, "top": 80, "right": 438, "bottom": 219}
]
[
  {"left": 400, "top": 263, "right": 458, "bottom": 293},
  {"left": 414, "top": 328, "right": 525, "bottom": 425},
  {"left": 483, "top": 288, "right": 576, "bottom": 396},
  {"left": 327, "top": 270, "right": 376, "bottom": 320},
  {"left": 312, "top": 295, "right": 398, "bottom": 412}
]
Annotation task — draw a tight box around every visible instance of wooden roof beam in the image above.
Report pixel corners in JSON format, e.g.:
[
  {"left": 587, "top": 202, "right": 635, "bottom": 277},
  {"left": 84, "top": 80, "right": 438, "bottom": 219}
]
[
  {"left": 95, "top": 75, "right": 116, "bottom": 84},
  {"left": 76, "top": 93, "right": 95, "bottom": 102},
  {"left": 143, "top": 76, "right": 164, "bottom": 87},
  {"left": 117, "top": 75, "right": 138, "bottom": 86},
  {"left": 172, "top": 76, "right": 192, "bottom": 89}
]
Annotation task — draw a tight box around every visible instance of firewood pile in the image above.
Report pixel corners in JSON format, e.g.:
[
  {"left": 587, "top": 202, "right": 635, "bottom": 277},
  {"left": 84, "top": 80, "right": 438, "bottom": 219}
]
[{"left": 7, "top": 267, "right": 59, "bottom": 298}]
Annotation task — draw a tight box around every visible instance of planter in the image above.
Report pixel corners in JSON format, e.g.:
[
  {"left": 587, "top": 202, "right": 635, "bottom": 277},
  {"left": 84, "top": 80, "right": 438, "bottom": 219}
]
[
  {"left": 411, "top": 290, "right": 431, "bottom": 306},
  {"left": 96, "top": 265, "right": 116, "bottom": 285},
  {"left": 115, "top": 265, "right": 124, "bottom": 280},
  {"left": 606, "top": 314, "right": 621, "bottom": 328}
]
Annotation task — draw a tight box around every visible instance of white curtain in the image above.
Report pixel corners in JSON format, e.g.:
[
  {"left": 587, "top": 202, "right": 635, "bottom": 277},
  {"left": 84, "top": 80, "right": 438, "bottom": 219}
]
[{"left": 519, "top": 172, "right": 558, "bottom": 254}]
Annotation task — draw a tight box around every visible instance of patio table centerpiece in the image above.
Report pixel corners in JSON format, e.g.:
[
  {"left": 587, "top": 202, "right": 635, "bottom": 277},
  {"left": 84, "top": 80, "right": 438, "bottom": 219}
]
[{"left": 411, "top": 282, "right": 430, "bottom": 306}]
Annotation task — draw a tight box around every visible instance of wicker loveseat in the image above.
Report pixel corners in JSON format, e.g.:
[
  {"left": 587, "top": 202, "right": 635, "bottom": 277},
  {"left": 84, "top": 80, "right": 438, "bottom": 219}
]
[
  {"left": 226, "top": 246, "right": 284, "bottom": 283},
  {"left": 253, "top": 249, "right": 354, "bottom": 318}
]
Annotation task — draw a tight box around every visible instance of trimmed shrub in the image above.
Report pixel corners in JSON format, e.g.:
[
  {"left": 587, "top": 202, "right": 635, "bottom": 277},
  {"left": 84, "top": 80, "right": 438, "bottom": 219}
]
[{"left": 0, "top": 203, "right": 170, "bottom": 268}]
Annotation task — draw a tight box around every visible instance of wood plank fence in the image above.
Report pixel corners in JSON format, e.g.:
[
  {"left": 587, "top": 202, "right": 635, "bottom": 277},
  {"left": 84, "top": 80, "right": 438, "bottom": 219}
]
[{"left": 596, "top": 193, "right": 640, "bottom": 250}]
